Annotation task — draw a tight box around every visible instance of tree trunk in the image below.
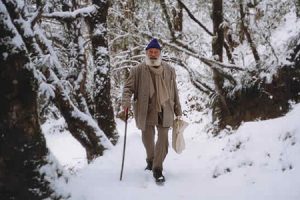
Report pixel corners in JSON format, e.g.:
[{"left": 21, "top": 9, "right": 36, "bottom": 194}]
[
  {"left": 0, "top": 57, "right": 52, "bottom": 200},
  {"left": 211, "top": 0, "right": 231, "bottom": 130},
  {"left": 87, "top": 0, "right": 118, "bottom": 144},
  {"left": 160, "top": 0, "right": 176, "bottom": 39},
  {"left": 34, "top": 27, "right": 108, "bottom": 162},
  {"left": 212, "top": 0, "right": 224, "bottom": 62},
  {"left": 5, "top": 0, "right": 109, "bottom": 162},
  {"left": 172, "top": 2, "right": 183, "bottom": 38},
  {"left": 0, "top": 2, "right": 53, "bottom": 198},
  {"left": 53, "top": 84, "right": 106, "bottom": 161},
  {"left": 239, "top": 0, "right": 260, "bottom": 63}
]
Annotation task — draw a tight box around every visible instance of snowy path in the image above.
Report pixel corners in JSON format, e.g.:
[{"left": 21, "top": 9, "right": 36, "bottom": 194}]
[
  {"left": 45, "top": 106, "right": 300, "bottom": 200},
  {"left": 62, "top": 119, "right": 226, "bottom": 200}
]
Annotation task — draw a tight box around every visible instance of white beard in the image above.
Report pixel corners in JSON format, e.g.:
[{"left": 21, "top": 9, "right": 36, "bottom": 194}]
[{"left": 145, "top": 55, "right": 162, "bottom": 66}]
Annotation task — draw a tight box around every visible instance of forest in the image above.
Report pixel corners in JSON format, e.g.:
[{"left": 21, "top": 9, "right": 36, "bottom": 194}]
[{"left": 1, "top": 0, "right": 300, "bottom": 199}]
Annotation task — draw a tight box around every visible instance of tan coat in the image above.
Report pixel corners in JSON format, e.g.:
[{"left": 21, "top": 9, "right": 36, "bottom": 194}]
[{"left": 122, "top": 61, "right": 182, "bottom": 130}]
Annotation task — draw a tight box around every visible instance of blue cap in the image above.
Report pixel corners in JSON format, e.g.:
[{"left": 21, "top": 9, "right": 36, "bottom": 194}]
[{"left": 145, "top": 38, "right": 161, "bottom": 50}]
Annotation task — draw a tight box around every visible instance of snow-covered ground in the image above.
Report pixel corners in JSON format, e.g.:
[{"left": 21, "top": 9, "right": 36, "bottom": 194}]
[
  {"left": 40, "top": 8, "right": 300, "bottom": 199},
  {"left": 43, "top": 103, "right": 300, "bottom": 200}
]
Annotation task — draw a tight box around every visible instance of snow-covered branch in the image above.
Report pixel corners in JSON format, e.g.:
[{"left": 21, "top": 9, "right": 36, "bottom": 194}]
[
  {"left": 141, "top": 32, "right": 241, "bottom": 86},
  {"left": 167, "top": 57, "right": 213, "bottom": 94},
  {"left": 29, "top": 5, "right": 44, "bottom": 27},
  {"left": 200, "top": 56, "right": 245, "bottom": 71},
  {"left": 42, "top": 5, "right": 97, "bottom": 21}
]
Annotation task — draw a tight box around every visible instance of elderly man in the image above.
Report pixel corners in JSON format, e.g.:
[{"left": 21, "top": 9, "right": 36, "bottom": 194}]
[{"left": 122, "top": 38, "right": 182, "bottom": 183}]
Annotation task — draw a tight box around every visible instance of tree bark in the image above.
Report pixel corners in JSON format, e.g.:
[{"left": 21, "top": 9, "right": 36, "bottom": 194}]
[
  {"left": 0, "top": 1, "right": 53, "bottom": 198},
  {"left": 87, "top": 0, "right": 118, "bottom": 144},
  {"left": 0, "top": 57, "right": 52, "bottom": 200},
  {"left": 172, "top": 2, "right": 183, "bottom": 38},
  {"left": 211, "top": 0, "right": 231, "bottom": 129},
  {"left": 177, "top": 0, "right": 234, "bottom": 63},
  {"left": 5, "top": 0, "right": 110, "bottom": 162},
  {"left": 160, "top": 0, "right": 176, "bottom": 39},
  {"left": 34, "top": 27, "right": 109, "bottom": 162},
  {"left": 53, "top": 84, "right": 106, "bottom": 161},
  {"left": 239, "top": 1, "right": 260, "bottom": 63},
  {"left": 212, "top": 0, "right": 224, "bottom": 62}
]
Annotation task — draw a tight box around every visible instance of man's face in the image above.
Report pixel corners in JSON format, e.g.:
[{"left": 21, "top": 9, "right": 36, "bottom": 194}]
[{"left": 146, "top": 48, "right": 161, "bottom": 60}]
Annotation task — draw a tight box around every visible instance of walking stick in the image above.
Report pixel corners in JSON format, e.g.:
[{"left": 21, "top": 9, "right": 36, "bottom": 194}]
[{"left": 120, "top": 108, "right": 129, "bottom": 181}]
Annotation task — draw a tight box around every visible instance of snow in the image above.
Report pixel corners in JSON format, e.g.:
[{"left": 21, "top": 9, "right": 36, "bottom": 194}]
[
  {"left": 39, "top": 82, "right": 56, "bottom": 99},
  {"left": 0, "top": 1, "right": 26, "bottom": 55},
  {"left": 41, "top": 7, "right": 300, "bottom": 195},
  {"left": 33, "top": 26, "right": 65, "bottom": 77},
  {"left": 39, "top": 153, "right": 71, "bottom": 198},
  {"left": 43, "top": 5, "right": 97, "bottom": 19},
  {"left": 43, "top": 102, "right": 300, "bottom": 200},
  {"left": 42, "top": 118, "right": 87, "bottom": 170},
  {"left": 25, "top": 0, "right": 300, "bottom": 199},
  {"left": 271, "top": 12, "right": 300, "bottom": 64},
  {"left": 70, "top": 105, "right": 113, "bottom": 149}
]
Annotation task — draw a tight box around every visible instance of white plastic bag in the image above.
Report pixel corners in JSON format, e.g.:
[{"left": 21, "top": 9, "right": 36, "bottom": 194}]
[{"left": 172, "top": 118, "right": 189, "bottom": 154}]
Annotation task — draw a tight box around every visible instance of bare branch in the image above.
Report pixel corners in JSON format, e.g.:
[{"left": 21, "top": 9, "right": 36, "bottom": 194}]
[
  {"left": 178, "top": 0, "right": 234, "bottom": 63},
  {"left": 30, "top": 5, "right": 44, "bottom": 28},
  {"left": 223, "top": 40, "right": 235, "bottom": 64},
  {"left": 159, "top": 0, "right": 176, "bottom": 39},
  {"left": 112, "top": 5, "right": 240, "bottom": 87},
  {"left": 141, "top": 32, "right": 240, "bottom": 86},
  {"left": 200, "top": 56, "right": 245, "bottom": 71},
  {"left": 239, "top": 1, "right": 260, "bottom": 63},
  {"left": 200, "top": 57, "right": 237, "bottom": 86},
  {"left": 177, "top": 0, "right": 213, "bottom": 36},
  {"left": 166, "top": 57, "right": 213, "bottom": 95},
  {"left": 112, "top": 60, "right": 141, "bottom": 69}
]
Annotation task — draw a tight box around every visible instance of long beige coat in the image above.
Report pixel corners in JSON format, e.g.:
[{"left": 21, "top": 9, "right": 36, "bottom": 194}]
[{"left": 122, "top": 61, "right": 182, "bottom": 131}]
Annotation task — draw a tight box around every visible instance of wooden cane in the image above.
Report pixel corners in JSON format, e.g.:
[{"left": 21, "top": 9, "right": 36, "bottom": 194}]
[{"left": 120, "top": 108, "right": 129, "bottom": 181}]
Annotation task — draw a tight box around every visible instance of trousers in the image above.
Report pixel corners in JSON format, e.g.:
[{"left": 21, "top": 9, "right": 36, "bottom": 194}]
[{"left": 142, "top": 124, "right": 169, "bottom": 170}]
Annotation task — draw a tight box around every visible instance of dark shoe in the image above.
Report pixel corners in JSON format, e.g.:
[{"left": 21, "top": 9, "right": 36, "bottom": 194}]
[
  {"left": 145, "top": 159, "right": 153, "bottom": 171},
  {"left": 153, "top": 168, "right": 165, "bottom": 182}
]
